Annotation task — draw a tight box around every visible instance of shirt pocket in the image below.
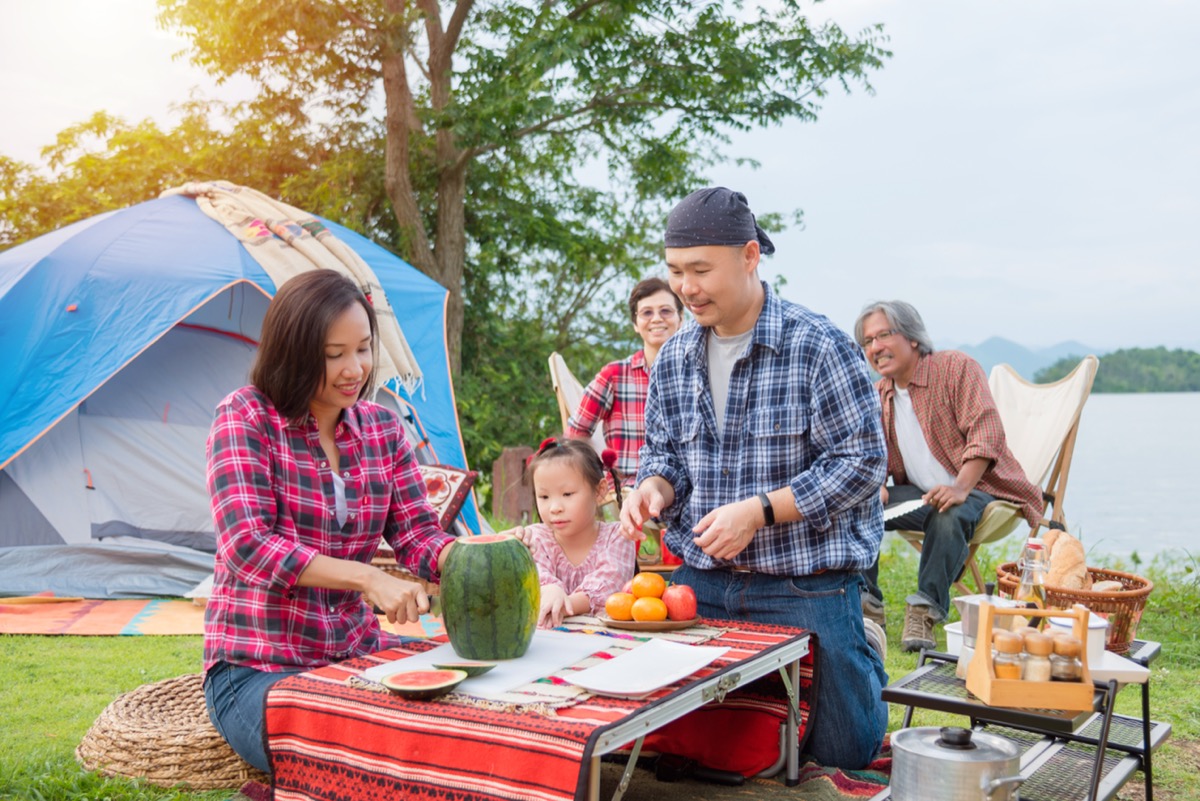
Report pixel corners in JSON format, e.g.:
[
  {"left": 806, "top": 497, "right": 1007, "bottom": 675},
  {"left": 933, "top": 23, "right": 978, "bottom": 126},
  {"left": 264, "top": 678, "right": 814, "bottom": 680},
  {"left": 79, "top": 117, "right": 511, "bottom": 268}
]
[{"left": 748, "top": 404, "right": 810, "bottom": 486}]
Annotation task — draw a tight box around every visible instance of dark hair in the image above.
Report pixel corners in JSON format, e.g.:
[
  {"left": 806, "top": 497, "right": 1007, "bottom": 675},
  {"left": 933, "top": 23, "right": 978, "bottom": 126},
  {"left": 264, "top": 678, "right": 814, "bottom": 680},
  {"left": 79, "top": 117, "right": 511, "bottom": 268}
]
[
  {"left": 628, "top": 277, "right": 682, "bottom": 324},
  {"left": 524, "top": 438, "right": 623, "bottom": 516},
  {"left": 251, "top": 271, "right": 379, "bottom": 421}
]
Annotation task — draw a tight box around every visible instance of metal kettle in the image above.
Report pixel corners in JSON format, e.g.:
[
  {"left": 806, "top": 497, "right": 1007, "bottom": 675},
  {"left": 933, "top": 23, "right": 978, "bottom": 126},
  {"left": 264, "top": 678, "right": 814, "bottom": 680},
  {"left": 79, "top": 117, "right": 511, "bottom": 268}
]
[{"left": 890, "top": 726, "right": 1024, "bottom": 801}]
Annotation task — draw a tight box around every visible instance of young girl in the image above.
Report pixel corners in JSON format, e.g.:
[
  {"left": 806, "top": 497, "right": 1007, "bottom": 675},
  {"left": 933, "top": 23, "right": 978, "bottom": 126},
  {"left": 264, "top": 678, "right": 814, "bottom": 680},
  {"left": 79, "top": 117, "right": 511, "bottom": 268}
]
[{"left": 517, "top": 438, "right": 637, "bottom": 627}]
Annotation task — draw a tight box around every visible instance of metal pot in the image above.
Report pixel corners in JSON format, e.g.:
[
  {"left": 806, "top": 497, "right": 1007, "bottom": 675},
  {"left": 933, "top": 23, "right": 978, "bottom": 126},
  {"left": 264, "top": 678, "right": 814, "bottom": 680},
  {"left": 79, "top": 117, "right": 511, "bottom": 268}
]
[{"left": 891, "top": 726, "right": 1024, "bottom": 801}]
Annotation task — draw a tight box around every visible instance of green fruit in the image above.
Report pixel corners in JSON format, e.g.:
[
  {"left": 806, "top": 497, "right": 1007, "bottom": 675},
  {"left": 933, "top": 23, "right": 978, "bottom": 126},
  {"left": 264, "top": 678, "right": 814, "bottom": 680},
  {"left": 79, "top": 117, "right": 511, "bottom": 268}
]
[{"left": 441, "top": 533, "right": 540, "bottom": 660}]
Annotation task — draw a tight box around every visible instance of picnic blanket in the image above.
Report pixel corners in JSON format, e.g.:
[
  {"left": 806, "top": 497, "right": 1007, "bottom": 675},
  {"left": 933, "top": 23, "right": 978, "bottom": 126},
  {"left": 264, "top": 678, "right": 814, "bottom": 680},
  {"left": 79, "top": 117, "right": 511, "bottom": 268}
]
[
  {"left": 266, "top": 620, "right": 815, "bottom": 801},
  {"left": 0, "top": 595, "right": 440, "bottom": 638},
  {"left": 160, "top": 180, "right": 422, "bottom": 396}
]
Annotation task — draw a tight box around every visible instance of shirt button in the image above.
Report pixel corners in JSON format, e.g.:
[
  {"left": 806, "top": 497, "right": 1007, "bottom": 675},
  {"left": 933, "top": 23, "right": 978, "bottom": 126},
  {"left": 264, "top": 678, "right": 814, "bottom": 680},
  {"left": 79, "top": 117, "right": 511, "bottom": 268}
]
[
  {"left": 774, "top": 423, "right": 781, "bottom": 431},
  {"left": 722, "top": 469, "right": 729, "bottom": 475},
  {"left": 343, "top": 472, "right": 351, "bottom": 478},
  {"left": 321, "top": 461, "right": 328, "bottom": 468}
]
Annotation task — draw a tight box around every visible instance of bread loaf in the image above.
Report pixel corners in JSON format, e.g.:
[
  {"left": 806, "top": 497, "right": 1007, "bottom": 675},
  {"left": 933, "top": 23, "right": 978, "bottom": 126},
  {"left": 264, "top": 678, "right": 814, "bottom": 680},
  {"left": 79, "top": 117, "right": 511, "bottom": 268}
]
[
  {"left": 1045, "top": 530, "right": 1091, "bottom": 590},
  {"left": 1090, "top": 580, "right": 1125, "bottom": 593}
]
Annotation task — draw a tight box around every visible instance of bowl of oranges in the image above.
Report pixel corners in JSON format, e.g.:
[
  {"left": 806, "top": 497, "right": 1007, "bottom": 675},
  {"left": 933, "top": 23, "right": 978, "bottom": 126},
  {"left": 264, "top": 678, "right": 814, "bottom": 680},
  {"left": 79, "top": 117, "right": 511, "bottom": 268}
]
[{"left": 602, "top": 572, "right": 699, "bottom": 631}]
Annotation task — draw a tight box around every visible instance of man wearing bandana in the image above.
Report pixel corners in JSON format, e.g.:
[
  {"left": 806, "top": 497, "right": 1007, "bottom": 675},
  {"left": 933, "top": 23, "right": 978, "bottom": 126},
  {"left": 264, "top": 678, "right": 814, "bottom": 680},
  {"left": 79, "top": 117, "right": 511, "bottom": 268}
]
[{"left": 620, "top": 187, "right": 889, "bottom": 770}]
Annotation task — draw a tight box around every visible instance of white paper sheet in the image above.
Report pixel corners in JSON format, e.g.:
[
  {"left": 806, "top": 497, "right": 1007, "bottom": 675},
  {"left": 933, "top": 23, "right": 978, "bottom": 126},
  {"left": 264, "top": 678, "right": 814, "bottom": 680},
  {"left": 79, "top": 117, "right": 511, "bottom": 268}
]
[
  {"left": 568, "top": 638, "right": 729, "bottom": 698},
  {"left": 362, "top": 629, "right": 608, "bottom": 699}
]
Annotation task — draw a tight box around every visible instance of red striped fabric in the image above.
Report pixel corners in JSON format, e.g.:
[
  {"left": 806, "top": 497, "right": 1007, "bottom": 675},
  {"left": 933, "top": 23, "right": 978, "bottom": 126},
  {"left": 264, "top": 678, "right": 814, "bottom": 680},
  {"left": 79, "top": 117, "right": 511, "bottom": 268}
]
[{"left": 267, "top": 620, "right": 813, "bottom": 801}]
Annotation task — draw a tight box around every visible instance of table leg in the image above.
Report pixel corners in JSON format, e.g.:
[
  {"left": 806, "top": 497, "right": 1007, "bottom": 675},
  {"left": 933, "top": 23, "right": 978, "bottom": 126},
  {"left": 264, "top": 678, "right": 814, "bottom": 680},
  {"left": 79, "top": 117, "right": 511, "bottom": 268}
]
[
  {"left": 1088, "top": 680, "right": 1119, "bottom": 801},
  {"left": 785, "top": 660, "right": 800, "bottom": 786},
  {"left": 1141, "top": 678, "right": 1153, "bottom": 801},
  {"left": 608, "top": 736, "right": 646, "bottom": 801},
  {"left": 588, "top": 754, "right": 601, "bottom": 801}
]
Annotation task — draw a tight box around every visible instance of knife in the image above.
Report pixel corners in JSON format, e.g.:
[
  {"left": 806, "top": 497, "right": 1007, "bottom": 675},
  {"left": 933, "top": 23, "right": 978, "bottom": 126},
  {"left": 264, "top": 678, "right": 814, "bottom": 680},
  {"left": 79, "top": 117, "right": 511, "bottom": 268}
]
[{"left": 427, "top": 595, "right": 443, "bottom": 617}]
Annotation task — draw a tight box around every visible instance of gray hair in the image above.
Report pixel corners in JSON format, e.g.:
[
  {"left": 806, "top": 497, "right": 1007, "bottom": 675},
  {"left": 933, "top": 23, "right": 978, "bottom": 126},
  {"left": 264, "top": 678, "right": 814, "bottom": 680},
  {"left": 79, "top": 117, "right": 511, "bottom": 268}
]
[{"left": 854, "top": 300, "right": 935, "bottom": 355}]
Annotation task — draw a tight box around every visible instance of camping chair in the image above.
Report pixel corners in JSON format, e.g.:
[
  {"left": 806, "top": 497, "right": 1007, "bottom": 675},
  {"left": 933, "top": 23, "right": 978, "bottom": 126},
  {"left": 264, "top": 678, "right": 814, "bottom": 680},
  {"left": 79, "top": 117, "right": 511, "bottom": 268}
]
[
  {"left": 547, "top": 352, "right": 606, "bottom": 453},
  {"left": 896, "top": 354, "right": 1099, "bottom": 594}
]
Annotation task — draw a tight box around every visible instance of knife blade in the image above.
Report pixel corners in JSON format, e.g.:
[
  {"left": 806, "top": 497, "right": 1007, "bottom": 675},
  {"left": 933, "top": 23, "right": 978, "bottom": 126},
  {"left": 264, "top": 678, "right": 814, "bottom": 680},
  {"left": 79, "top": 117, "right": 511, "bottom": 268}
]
[{"left": 427, "top": 595, "right": 443, "bottom": 617}]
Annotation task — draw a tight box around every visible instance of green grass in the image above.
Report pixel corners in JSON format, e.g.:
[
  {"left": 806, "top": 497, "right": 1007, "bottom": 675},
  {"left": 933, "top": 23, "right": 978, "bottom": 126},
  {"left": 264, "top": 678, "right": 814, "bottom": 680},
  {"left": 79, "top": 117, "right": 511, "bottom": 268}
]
[{"left": 1, "top": 542, "right": 1197, "bottom": 800}]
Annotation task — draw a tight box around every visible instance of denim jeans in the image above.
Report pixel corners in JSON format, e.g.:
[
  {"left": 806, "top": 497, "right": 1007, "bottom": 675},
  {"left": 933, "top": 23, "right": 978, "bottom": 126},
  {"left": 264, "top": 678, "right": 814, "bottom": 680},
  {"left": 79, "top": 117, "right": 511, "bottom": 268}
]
[
  {"left": 862, "top": 483, "right": 995, "bottom": 621},
  {"left": 670, "top": 564, "right": 888, "bottom": 770},
  {"left": 204, "top": 661, "right": 304, "bottom": 774}
]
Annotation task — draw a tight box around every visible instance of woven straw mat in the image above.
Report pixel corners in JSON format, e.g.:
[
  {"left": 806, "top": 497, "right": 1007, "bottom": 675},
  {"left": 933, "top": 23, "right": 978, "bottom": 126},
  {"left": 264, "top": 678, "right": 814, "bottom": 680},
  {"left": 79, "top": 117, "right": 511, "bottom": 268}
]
[{"left": 76, "top": 672, "right": 269, "bottom": 790}]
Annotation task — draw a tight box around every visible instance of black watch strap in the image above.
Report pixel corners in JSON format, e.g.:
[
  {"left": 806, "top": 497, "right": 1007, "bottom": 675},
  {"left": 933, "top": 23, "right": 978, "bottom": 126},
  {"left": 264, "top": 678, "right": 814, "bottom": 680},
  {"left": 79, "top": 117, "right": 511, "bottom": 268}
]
[{"left": 757, "top": 492, "right": 775, "bottom": 527}]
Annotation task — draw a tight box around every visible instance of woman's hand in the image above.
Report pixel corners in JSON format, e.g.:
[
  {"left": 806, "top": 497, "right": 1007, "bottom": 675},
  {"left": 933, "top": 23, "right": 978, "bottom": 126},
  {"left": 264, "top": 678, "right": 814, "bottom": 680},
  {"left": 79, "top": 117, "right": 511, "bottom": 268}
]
[{"left": 362, "top": 569, "right": 432, "bottom": 625}]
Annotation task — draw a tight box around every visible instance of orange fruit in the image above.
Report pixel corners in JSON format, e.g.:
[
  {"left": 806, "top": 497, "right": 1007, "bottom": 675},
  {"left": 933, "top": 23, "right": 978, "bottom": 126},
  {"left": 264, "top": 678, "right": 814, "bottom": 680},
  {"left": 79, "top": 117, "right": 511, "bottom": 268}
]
[
  {"left": 605, "top": 592, "right": 635, "bottom": 621},
  {"left": 631, "top": 597, "right": 669, "bottom": 622},
  {"left": 630, "top": 572, "right": 667, "bottom": 599}
]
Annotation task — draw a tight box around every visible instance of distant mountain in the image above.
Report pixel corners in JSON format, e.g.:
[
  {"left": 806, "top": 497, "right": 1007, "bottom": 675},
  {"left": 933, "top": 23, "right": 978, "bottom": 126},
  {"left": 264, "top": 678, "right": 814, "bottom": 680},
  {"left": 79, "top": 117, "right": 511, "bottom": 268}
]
[{"left": 948, "top": 337, "right": 1102, "bottom": 379}]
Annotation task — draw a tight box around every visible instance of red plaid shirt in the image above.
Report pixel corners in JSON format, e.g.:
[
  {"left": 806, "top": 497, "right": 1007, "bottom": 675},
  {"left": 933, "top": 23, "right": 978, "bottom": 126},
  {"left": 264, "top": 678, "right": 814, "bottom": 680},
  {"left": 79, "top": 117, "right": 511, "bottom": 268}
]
[
  {"left": 203, "top": 386, "right": 454, "bottom": 672},
  {"left": 566, "top": 351, "right": 649, "bottom": 482},
  {"left": 878, "top": 351, "right": 1044, "bottom": 525}
]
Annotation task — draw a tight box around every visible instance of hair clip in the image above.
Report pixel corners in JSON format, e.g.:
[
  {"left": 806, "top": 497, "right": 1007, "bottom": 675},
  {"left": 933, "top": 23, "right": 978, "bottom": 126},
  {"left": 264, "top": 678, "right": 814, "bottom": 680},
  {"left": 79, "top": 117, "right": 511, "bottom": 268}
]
[
  {"left": 600, "top": 449, "right": 618, "bottom": 469},
  {"left": 537, "top": 437, "right": 558, "bottom": 454}
]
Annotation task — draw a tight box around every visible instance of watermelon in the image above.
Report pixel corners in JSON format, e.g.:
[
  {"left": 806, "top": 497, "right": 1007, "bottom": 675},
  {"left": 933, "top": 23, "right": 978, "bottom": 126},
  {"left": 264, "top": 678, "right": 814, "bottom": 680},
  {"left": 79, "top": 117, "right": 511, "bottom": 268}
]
[
  {"left": 432, "top": 661, "right": 497, "bottom": 677},
  {"left": 381, "top": 669, "right": 468, "bottom": 699},
  {"left": 440, "top": 533, "right": 539, "bottom": 660}
]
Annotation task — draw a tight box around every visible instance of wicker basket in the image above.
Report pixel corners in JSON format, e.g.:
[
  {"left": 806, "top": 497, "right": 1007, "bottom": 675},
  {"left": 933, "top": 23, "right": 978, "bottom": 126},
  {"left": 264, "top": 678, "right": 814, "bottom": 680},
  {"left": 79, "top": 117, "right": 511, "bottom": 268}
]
[
  {"left": 995, "top": 563, "right": 1153, "bottom": 654},
  {"left": 76, "top": 673, "right": 269, "bottom": 790}
]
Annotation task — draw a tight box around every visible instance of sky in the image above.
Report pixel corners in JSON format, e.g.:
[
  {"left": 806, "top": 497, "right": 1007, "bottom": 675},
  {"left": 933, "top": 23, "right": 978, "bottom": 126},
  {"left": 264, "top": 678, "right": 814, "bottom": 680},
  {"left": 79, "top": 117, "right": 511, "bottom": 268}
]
[{"left": 2, "top": 0, "right": 1198, "bottom": 353}]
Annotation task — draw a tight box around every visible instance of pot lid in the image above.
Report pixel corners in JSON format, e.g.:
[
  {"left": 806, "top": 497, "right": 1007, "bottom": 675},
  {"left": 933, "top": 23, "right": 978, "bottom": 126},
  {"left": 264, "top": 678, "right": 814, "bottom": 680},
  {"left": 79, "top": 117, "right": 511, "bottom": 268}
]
[{"left": 893, "top": 726, "right": 1020, "bottom": 763}]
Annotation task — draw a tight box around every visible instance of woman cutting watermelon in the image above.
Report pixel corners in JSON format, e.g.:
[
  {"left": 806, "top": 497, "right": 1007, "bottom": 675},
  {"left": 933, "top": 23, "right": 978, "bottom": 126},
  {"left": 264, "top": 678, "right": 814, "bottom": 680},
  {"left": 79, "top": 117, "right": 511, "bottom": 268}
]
[{"left": 202, "top": 270, "right": 459, "bottom": 775}]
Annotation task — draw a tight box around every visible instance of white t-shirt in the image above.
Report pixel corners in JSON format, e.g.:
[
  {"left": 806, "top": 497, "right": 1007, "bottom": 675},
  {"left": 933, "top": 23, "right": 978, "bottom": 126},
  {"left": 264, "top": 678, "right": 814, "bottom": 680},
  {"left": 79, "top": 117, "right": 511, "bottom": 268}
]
[
  {"left": 707, "top": 328, "right": 754, "bottom": 437},
  {"left": 331, "top": 470, "right": 349, "bottom": 528},
  {"left": 893, "top": 387, "right": 956, "bottom": 492}
]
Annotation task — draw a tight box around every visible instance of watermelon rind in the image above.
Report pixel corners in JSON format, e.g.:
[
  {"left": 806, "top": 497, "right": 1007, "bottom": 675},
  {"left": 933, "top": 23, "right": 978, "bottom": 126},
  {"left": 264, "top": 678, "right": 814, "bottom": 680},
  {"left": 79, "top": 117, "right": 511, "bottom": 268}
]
[
  {"left": 380, "top": 669, "right": 468, "bottom": 699},
  {"left": 432, "top": 661, "right": 497, "bottom": 677}
]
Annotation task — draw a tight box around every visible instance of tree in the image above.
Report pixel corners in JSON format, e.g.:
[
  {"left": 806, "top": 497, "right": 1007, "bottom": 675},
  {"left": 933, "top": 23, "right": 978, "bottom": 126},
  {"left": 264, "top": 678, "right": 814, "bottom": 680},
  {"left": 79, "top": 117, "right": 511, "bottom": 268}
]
[
  {"left": 157, "top": 0, "right": 890, "bottom": 372},
  {"left": 1036, "top": 348, "right": 1200, "bottom": 392}
]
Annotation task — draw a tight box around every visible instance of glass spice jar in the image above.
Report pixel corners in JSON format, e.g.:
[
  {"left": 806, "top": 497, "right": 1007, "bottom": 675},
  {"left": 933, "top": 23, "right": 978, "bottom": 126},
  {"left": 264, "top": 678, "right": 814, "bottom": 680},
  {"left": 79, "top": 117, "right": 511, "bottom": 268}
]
[
  {"left": 1022, "top": 632, "right": 1054, "bottom": 682},
  {"left": 992, "top": 630, "right": 1024, "bottom": 679},
  {"left": 1050, "top": 635, "right": 1085, "bottom": 682}
]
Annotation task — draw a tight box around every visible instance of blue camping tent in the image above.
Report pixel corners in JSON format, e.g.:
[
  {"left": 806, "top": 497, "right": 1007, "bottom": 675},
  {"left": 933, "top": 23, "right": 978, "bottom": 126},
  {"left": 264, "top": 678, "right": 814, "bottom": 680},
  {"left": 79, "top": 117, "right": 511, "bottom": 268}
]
[{"left": 0, "top": 194, "right": 479, "bottom": 597}]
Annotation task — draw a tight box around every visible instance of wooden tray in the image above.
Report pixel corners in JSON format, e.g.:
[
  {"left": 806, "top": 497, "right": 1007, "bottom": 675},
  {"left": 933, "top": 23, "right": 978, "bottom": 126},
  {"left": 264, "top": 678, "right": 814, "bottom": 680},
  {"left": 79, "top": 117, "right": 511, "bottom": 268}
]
[{"left": 965, "top": 603, "right": 1094, "bottom": 711}]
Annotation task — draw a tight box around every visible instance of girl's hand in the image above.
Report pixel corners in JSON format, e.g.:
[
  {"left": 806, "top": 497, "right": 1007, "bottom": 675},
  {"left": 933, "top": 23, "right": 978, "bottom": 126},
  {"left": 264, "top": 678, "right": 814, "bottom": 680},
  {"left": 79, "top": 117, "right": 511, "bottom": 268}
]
[
  {"left": 362, "top": 570, "right": 431, "bottom": 625},
  {"left": 538, "top": 585, "right": 569, "bottom": 628},
  {"left": 500, "top": 526, "right": 534, "bottom": 550}
]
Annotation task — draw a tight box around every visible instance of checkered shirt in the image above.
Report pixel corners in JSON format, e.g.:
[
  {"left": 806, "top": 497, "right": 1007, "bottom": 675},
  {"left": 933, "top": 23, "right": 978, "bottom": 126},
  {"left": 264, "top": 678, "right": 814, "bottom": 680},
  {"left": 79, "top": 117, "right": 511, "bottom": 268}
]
[
  {"left": 878, "top": 350, "right": 1045, "bottom": 525},
  {"left": 203, "top": 386, "right": 454, "bottom": 672},
  {"left": 566, "top": 350, "right": 649, "bottom": 482},
  {"left": 636, "top": 284, "right": 887, "bottom": 576}
]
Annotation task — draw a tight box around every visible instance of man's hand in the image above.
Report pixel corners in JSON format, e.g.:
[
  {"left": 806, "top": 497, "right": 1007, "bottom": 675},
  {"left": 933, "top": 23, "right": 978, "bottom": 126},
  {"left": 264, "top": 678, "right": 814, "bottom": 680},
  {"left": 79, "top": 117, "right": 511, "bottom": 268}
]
[
  {"left": 922, "top": 483, "right": 969, "bottom": 513},
  {"left": 880, "top": 485, "right": 889, "bottom": 505},
  {"left": 691, "top": 497, "right": 761, "bottom": 561},
  {"left": 620, "top": 481, "right": 671, "bottom": 542}
]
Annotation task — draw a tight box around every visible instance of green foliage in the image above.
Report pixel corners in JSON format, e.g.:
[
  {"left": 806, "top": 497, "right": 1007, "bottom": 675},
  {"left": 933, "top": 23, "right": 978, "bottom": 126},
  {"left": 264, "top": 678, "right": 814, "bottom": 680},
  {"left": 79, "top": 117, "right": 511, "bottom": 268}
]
[{"left": 1036, "top": 347, "right": 1200, "bottom": 392}]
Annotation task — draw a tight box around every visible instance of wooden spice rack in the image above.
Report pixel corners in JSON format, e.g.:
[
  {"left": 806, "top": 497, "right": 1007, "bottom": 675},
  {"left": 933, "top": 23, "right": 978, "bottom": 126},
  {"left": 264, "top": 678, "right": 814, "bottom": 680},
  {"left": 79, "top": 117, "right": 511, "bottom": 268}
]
[{"left": 965, "top": 602, "right": 1094, "bottom": 711}]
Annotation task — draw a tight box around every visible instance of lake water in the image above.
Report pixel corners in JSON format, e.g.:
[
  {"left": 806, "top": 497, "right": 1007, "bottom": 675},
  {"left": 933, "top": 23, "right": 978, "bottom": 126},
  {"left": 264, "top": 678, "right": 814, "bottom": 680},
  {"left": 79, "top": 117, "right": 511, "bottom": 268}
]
[{"left": 1065, "top": 392, "right": 1199, "bottom": 560}]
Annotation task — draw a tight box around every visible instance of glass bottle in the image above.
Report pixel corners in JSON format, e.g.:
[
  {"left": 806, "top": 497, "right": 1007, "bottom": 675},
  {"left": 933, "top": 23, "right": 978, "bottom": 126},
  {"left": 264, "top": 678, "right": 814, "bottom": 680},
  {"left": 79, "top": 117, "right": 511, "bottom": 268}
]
[
  {"left": 992, "top": 631, "right": 1023, "bottom": 679},
  {"left": 1050, "top": 635, "right": 1085, "bottom": 682},
  {"left": 1014, "top": 538, "right": 1048, "bottom": 629},
  {"left": 1022, "top": 631, "right": 1053, "bottom": 682}
]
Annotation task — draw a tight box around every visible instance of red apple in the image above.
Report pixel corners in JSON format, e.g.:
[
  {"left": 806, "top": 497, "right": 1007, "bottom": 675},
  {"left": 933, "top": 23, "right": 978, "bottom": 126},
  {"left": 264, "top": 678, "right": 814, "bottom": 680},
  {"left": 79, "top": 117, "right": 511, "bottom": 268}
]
[
  {"left": 621, "top": 578, "right": 634, "bottom": 594},
  {"left": 661, "top": 584, "right": 697, "bottom": 621}
]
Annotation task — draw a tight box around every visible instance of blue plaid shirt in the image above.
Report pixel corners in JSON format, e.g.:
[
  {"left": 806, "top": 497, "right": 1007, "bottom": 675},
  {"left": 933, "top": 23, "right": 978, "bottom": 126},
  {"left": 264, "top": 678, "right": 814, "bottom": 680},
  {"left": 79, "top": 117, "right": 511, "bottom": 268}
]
[{"left": 636, "top": 284, "right": 886, "bottom": 576}]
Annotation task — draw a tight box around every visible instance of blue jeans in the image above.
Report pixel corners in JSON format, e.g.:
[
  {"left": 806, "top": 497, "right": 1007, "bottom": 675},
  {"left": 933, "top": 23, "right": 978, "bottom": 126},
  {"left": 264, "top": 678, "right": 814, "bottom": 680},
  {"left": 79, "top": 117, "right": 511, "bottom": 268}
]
[
  {"left": 862, "top": 484, "right": 995, "bottom": 621},
  {"left": 671, "top": 564, "right": 888, "bottom": 770},
  {"left": 204, "top": 661, "right": 303, "bottom": 774}
]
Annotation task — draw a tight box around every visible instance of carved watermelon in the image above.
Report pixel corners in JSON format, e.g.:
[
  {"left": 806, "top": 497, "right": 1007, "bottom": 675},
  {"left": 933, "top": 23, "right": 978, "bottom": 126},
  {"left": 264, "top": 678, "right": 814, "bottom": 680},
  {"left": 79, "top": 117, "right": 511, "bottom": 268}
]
[
  {"left": 381, "top": 669, "right": 468, "bottom": 699},
  {"left": 441, "top": 533, "right": 539, "bottom": 660}
]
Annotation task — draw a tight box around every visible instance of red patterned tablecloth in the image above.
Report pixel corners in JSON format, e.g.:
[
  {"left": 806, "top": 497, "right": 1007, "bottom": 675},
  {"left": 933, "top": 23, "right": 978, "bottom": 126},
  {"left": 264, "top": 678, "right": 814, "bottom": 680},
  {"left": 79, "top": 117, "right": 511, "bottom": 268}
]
[{"left": 266, "top": 619, "right": 814, "bottom": 801}]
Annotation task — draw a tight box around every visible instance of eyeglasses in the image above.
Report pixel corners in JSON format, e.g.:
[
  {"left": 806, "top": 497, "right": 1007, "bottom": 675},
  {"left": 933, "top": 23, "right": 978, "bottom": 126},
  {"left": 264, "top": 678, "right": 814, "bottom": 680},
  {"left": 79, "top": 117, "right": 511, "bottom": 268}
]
[
  {"left": 860, "top": 329, "right": 896, "bottom": 349},
  {"left": 637, "top": 307, "right": 679, "bottom": 322}
]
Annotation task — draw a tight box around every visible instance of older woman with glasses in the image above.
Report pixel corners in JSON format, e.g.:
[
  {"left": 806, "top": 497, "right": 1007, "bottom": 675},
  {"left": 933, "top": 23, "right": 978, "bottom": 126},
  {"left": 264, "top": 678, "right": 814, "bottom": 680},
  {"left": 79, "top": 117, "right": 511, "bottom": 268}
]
[{"left": 566, "top": 277, "right": 684, "bottom": 485}]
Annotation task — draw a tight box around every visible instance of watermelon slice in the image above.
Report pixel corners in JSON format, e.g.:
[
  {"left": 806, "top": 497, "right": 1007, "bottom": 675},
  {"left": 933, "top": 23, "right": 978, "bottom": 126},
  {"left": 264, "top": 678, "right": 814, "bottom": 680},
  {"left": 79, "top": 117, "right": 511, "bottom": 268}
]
[{"left": 381, "top": 669, "right": 468, "bottom": 699}]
